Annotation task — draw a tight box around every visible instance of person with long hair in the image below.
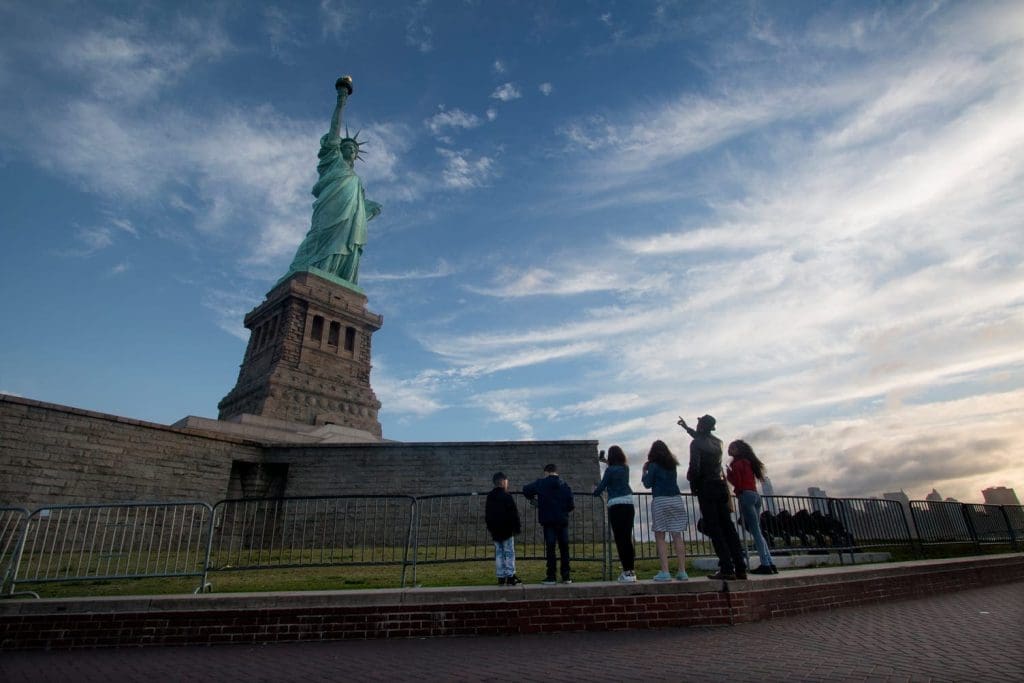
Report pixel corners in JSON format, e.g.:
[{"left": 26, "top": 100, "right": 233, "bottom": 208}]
[
  {"left": 594, "top": 446, "right": 637, "bottom": 582},
  {"left": 641, "top": 440, "right": 689, "bottom": 581},
  {"left": 727, "top": 440, "right": 778, "bottom": 575}
]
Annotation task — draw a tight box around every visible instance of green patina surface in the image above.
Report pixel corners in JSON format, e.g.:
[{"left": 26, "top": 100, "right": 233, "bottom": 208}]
[{"left": 282, "top": 76, "right": 380, "bottom": 287}]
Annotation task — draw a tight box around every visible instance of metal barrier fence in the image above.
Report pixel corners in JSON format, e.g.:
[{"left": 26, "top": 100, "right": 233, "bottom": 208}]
[
  {"left": 206, "top": 495, "right": 416, "bottom": 587},
  {"left": 2, "top": 495, "right": 1021, "bottom": 597},
  {"left": 8, "top": 502, "right": 213, "bottom": 595},
  {"left": 910, "top": 500, "right": 1020, "bottom": 550},
  {"left": 408, "top": 493, "right": 608, "bottom": 585},
  {"left": 1003, "top": 505, "right": 1024, "bottom": 547},
  {"left": 1, "top": 507, "right": 29, "bottom": 596},
  {"left": 827, "top": 497, "right": 914, "bottom": 557}
]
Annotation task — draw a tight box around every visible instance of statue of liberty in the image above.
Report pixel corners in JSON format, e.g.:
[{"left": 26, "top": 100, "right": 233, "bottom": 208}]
[{"left": 284, "top": 76, "right": 381, "bottom": 285}]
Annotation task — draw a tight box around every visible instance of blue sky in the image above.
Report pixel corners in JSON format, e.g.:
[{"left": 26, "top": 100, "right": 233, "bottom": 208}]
[{"left": 1, "top": 1, "right": 1022, "bottom": 503}]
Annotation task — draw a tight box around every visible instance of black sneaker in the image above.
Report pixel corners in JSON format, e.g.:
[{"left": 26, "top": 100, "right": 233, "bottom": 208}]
[
  {"left": 506, "top": 575, "right": 523, "bottom": 586},
  {"left": 735, "top": 571, "right": 748, "bottom": 580},
  {"left": 751, "top": 566, "right": 774, "bottom": 575},
  {"left": 497, "top": 577, "right": 507, "bottom": 585},
  {"left": 770, "top": 565, "right": 779, "bottom": 574},
  {"left": 561, "top": 577, "right": 573, "bottom": 584},
  {"left": 708, "top": 571, "right": 737, "bottom": 580},
  {"left": 541, "top": 577, "right": 557, "bottom": 585}
]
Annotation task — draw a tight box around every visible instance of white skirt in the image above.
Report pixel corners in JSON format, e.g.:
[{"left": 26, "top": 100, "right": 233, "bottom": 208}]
[{"left": 651, "top": 496, "right": 688, "bottom": 533}]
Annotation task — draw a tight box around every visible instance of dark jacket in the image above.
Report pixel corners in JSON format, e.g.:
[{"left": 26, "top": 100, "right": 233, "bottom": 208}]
[
  {"left": 485, "top": 487, "right": 521, "bottom": 542},
  {"left": 523, "top": 475, "right": 575, "bottom": 527},
  {"left": 686, "top": 433, "right": 726, "bottom": 497}
]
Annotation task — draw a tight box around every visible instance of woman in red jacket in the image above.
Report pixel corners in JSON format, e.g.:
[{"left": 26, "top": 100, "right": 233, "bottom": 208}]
[{"left": 726, "top": 440, "right": 777, "bottom": 575}]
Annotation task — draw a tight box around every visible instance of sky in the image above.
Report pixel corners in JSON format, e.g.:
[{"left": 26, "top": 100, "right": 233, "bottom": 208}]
[{"left": 1, "top": 1, "right": 1022, "bottom": 504}]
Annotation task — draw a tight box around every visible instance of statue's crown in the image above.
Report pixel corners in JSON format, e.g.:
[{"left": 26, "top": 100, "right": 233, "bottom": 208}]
[{"left": 341, "top": 127, "right": 367, "bottom": 161}]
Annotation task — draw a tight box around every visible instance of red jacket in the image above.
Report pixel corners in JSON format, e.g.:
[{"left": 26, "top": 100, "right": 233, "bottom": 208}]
[{"left": 726, "top": 458, "right": 757, "bottom": 495}]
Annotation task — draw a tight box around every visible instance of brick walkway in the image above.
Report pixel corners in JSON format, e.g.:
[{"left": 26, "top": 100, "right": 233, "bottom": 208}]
[{"left": 2, "top": 581, "right": 1021, "bottom": 682}]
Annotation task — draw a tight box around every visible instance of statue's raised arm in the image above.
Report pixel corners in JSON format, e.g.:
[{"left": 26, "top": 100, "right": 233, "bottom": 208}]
[
  {"left": 328, "top": 76, "right": 353, "bottom": 143},
  {"left": 283, "top": 75, "right": 381, "bottom": 288}
]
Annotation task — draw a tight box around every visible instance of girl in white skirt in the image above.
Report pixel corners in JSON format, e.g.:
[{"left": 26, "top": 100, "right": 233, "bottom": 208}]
[{"left": 641, "top": 440, "right": 689, "bottom": 581}]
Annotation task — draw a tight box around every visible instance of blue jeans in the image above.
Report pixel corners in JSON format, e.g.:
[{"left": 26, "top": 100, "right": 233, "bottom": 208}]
[
  {"left": 493, "top": 538, "right": 516, "bottom": 578},
  {"left": 543, "top": 524, "right": 570, "bottom": 580},
  {"left": 738, "top": 490, "right": 774, "bottom": 567}
]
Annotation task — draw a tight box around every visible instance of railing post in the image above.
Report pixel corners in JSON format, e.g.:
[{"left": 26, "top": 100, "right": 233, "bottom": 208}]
[
  {"left": 402, "top": 496, "right": 418, "bottom": 588},
  {"left": 1, "top": 508, "right": 32, "bottom": 598},
  {"left": 197, "top": 502, "right": 216, "bottom": 594}
]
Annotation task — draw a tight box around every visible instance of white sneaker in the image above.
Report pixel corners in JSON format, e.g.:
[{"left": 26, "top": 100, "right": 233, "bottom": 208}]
[{"left": 617, "top": 572, "right": 637, "bottom": 583}]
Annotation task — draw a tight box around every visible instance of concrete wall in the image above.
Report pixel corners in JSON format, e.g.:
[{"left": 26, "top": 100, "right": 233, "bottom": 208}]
[{"left": 0, "top": 395, "right": 600, "bottom": 509}]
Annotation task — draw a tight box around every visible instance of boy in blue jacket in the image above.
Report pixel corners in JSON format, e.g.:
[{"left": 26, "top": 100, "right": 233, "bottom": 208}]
[{"left": 523, "top": 464, "right": 575, "bottom": 584}]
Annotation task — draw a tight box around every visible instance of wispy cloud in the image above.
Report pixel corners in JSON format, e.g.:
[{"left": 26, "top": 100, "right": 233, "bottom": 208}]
[
  {"left": 406, "top": 1, "right": 433, "bottom": 53},
  {"left": 437, "top": 148, "right": 495, "bottom": 189},
  {"left": 404, "top": 3, "right": 1024, "bottom": 501},
  {"left": 362, "top": 259, "right": 455, "bottom": 282},
  {"left": 264, "top": 6, "right": 301, "bottom": 63},
  {"left": 374, "top": 360, "right": 447, "bottom": 419},
  {"left": 201, "top": 287, "right": 262, "bottom": 341},
  {"left": 490, "top": 83, "right": 521, "bottom": 102},
  {"left": 318, "top": 0, "right": 350, "bottom": 37},
  {"left": 539, "top": 82, "right": 553, "bottom": 96},
  {"left": 425, "top": 108, "right": 482, "bottom": 136}
]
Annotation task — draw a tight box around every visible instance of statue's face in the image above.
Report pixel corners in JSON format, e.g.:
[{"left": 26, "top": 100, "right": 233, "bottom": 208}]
[{"left": 341, "top": 142, "right": 357, "bottom": 162}]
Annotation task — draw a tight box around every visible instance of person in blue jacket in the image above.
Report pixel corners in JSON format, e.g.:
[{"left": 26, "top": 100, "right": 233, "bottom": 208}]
[
  {"left": 594, "top": 446, "right": 637, "bottom": 582},
  {"left": 523, "top": 464, "right": 575, "bottom": 584}
]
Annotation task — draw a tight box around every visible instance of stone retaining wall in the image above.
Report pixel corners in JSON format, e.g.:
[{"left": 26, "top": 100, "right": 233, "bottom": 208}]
[{"left": 0, "top": 395, "right": 599, "bottom": 509}]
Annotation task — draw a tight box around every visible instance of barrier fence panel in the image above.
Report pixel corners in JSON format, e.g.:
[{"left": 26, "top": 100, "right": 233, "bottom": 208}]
[
  {"left": 207, "top": 495, "right": 416, "bottom": 588},
  {"left": 961, "top": 503, "right": 1014, "bottom": 547},
  {"left": 832, "top": 497, "right": 915, "bottom": 560},
  {"left": 749, "top": 495, "right": 858, "bottom": 558},
  {"left": 1, "top": 507, "right": 30, "bottom": 597},
  {"left": 910, "top": 500, "right": 974, "bottom": 546},
  {"left": 409, "top": 493, "right": 608, "bottom": 585},
  {"left": 11, "top": 502, "right": 213, "bottom": 594},
  {"left": 1001, "top": 506, "right": 1023, "bottom": 550}
]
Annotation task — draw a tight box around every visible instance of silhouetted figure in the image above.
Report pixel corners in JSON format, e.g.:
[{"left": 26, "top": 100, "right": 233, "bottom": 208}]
[{"left": 682, "top": 415, "right": 747, "bottom": 580}]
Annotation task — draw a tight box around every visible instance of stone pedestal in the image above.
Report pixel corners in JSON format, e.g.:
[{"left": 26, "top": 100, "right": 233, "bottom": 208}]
[{"left": 218, "top": 271, "right": 383, "bottom": 437}]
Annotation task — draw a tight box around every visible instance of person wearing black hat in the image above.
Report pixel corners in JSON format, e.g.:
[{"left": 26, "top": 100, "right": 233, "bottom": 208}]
[{"left": 682, "top": 415, "right": 747, "bottom": 580}]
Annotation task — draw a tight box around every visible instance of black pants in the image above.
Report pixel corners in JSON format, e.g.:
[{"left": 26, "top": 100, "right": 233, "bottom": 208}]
[
  {"left": 543, "top": 524, "right": 570, "bottom": 580},
  {"left": 698, "top": 483, "right": 746, "bottom": 574},
  {"left": 607, "top": 504, "right": 635, "bottom": 571}
]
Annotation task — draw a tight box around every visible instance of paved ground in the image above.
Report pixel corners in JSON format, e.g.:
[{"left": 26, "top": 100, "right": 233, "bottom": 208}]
[{"left": 2, "top": 582, "right": 1022, "bottom": 683}]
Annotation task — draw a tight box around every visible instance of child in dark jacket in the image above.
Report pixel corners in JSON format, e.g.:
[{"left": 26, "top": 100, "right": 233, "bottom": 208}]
[
  {"left": 523, "top": 464, "right": 575, "bottom": 584},
  {"left": 485, "top": 472, "right": 522, "bottom": 586}
]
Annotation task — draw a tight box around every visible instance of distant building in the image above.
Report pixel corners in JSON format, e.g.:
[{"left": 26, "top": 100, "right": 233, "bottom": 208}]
[
  {"left": 982, "top": 486, "right": 1020, "bottom": 506},
  {"left": 761, "top": 476, "right": 779, "bottom": 514},
  {"left": 807, "top": 486, "right": 828, "bottom": 514},
  {"left": 883, "top": 490, "right": 916, "bottom": 536},
  {"left": 925, "top": 488, "right": 943, "bottom": 502}
]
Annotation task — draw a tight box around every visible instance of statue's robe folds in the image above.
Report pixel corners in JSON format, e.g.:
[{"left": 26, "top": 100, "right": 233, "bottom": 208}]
[{"left": 287, "top": 138, "right": 380, "bottom": 284}]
